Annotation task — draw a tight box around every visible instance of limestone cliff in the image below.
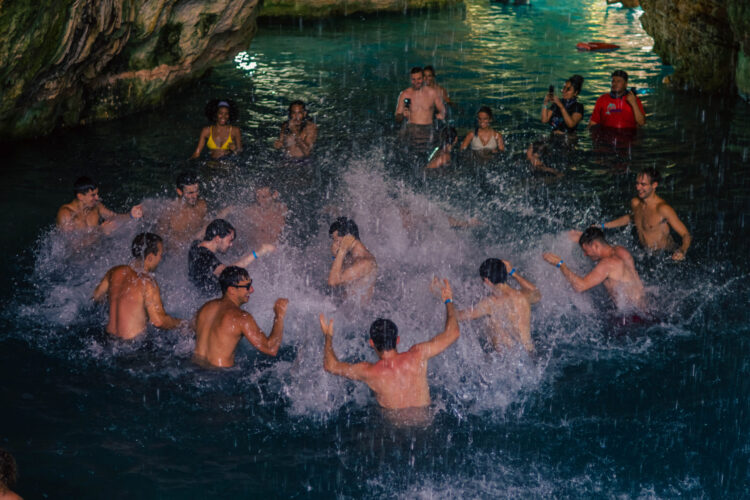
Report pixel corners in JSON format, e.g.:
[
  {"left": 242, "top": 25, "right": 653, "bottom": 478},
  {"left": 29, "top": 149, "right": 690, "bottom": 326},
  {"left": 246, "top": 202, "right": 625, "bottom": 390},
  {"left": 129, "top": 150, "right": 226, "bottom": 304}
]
[
  {"left": 0, "top": 0, "right": 259, "bottom": 139},
  {"left": 640, "top": 0, "right": 750, "bottom": 99},
  {"left": 259, "top": 0, "right": 461, "bottom": 20}
]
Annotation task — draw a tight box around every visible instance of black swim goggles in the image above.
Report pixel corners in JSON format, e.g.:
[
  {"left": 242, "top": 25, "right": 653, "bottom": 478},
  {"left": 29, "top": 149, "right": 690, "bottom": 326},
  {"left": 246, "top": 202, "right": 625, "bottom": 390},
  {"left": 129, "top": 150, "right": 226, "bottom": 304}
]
[{"left": 231, "top": 280, "right": 253, "bottom": 289}]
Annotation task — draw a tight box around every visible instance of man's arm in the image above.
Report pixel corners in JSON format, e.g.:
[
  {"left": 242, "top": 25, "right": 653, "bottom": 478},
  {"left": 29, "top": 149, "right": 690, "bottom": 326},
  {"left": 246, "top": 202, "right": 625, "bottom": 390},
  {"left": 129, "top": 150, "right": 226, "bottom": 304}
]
[
  {"left": 232, "top": 243, "right": 275, "bottom": 269},
  {"left": 542, "top": 252, "right": 608, "bottom": 293},
  {"left": 659, "top": 203, "right": 691, "bottom": 260},
  {"left": 626, "top": 92, "right": 646, "bottom": 127},
  {"left": 456, "top": 297, "right": 492, "bottom": 321},
  {"left": 144, "top": 279, "right": 184, "bottom": 330},
  {"left": 503, "top": 260, "right": 541, "bottom": 304},
  {"left": 395, "top": 91, "right": 406, "bottom": 123},
  {"left": 413, "top": 279, "right": 459, "bottom": 360},
  {"left": 298, "top": 123, "right": 318, "bottom": 156},
  {"left": 241, "top": 298, "right": 287, "bottom": 356},
  {"left": 319, "top": 314, "right": 372, "bottom": 380},
  {"left": 603, "top": 213, "right": 633, "bottom": 229},
  {"left": 434, "top": 90, "right": 446, "bottom": 120},
  {"left": 327, "top": 235, "right": 374, "bottom": 287},
  {"left": 92, "top": 271, "right": 110, "bottom": 302}
]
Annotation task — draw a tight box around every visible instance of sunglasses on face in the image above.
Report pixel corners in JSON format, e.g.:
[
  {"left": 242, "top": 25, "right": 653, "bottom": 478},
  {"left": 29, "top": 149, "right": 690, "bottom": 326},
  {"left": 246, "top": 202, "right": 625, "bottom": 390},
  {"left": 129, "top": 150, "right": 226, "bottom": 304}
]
[{"left": 231, "top": 280, "right": 253, "bottom": 290}]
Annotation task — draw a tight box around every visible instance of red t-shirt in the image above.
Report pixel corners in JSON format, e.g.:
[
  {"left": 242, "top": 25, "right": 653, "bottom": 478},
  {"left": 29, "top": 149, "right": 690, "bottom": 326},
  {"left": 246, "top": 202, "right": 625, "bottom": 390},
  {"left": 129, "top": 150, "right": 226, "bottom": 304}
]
[{"left": 590, "top": 93, "right": 645, "bottom": 129}]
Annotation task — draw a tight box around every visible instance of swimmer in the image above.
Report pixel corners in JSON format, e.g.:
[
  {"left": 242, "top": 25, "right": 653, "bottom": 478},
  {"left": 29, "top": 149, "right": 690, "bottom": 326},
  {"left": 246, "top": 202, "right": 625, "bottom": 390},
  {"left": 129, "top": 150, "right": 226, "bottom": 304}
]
[
  {"left": 221, "top": 187, "right": 288, "bottom": 248},
  {"left": 448, "top": 259, "right": 540, "bottom": 354},
  {"left": 543, "top": 227, "right": 646, "bottom": 312},
  {"left": 425, "top": 126, "right": 458, "bottom": 169},
  {"left": 588, "top": 70, "right": 645, "bottom": 129},
  {"left": 188, "top": 219, "right": 274, "bottom": 296},
  {"left": 423, "top": 65, "right": 451, "bottom": 107},
  {"left": 56, "top": 176, "right": 143, "bottom": 235},
  {"left": 319, "top": 278, "right": 459, "bottom": 409},
  {"left": 273, "top": 100, "right": 318, "bottom": 158},
  {"left": 395, "top": 67, "right": 446, "bottom": 126},
  {"left": 191, "top": 99, "right": 243, "bottom": 159},
  {"left": 599, "top": 167, "right": 691, "bottom": 260},
  {"left": 460, "top": 107, "right": 505, "bottom": 154},
  {"left": 328, "top": 217, "right": 377, "bottom": 304},
  {"left": 0, "top": 449, "right": 21, "bottom": 500},
  {"left": 92, "top": 233, "right": 185, "bottom": 340},
  {"left": 541, "top": 75, "right": 584, "bottom": 133},
  {"left": 156, "top": 172, "right": 208, "bottom": 249},
  {"left": 193, "top": 266, "right": 288, "bottom": 368},
  {"left": 526, "top": 140, "right": 563, "bottom": 177}
]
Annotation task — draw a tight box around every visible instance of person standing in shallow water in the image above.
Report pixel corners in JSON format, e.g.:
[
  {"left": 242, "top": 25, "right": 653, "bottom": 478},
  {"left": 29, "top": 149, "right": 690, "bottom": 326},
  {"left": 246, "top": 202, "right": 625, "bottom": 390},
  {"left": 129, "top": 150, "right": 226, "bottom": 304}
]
[
  {"left": 191, "top": 99, "right": 243, "bottom": 159},
  {"left": 319, "top": 278, "right": 459, "bottom": 410},
  {"left": 422, "top": 65, "right": 451, "bottom": 107},
  {"left": 395, "top": 67, "right": 446, "bottom": 152},
  {"left": 460, "top": 106, "right": 505, "bottom": 154},
  {"left": 92, "top": 233, "right": 185, "bottom": 340},
  {"left": 156, "top": 171, "right": 208, "bottom": 250},
  {"left": 541, "top": 75, "right": 585, "bottom": 134},
  {"left": 274, "top": 100, "right": 318, "bottom": 158}
]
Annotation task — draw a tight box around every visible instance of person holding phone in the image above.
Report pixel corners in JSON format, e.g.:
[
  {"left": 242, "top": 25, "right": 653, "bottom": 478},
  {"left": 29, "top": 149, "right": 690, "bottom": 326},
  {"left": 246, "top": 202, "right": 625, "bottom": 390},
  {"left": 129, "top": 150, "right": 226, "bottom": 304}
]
[
  {"left": 541, "top": 75, "right": 585, "bottom": 133},
  {"left": 589, "top": 70, "right": 645, "bottom": 129}
]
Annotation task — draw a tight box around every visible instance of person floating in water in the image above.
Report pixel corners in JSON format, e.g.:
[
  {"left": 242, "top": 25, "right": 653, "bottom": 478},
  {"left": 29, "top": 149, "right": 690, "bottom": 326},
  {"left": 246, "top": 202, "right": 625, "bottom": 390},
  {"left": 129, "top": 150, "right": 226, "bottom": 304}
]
[
  {"left": 328, "top": 217, "right": 377, "bottom": 304},
  {"left": 543, "top": 227, "right": 646, "bottom": 312},
  {"left": 273, "top": 100, "right": 318, "bottom": 159},
  {"left": 319, "top": 278, "right": 459, "bottom": 409},
  {"left": 448, "top": 258, "right": 540, "bottom": 354},
  {"left": 156, "top": 172, "right": 208, "bottom": 250},
  {"left": 56, "top": 176, "right": 143, "bottom": 235},
  {"left": 188, "top": 219, "right": 275, "bottom": 296},
  {"left": 423, "top": 65, "right": 451, "bottom": 107},
  {"left": 395, "top": 67, "right": 446, "bottom": 152},
  {"left": 0, "top": 449, "right": 21, "bottom": 500},
  {"left": 191, "top": 99, "right": 243, "bottom": 160},
  {"left": 600, "top": 167, "right": 691, "bottom": 261},
  {"left": 92, "top": 233, "right": 185, "bottom": 340},
  {"left": 541, "top": 75, "right": 585, "bottom": 134},
  {"left": 193, "top": 266, "right": 288, "bottom": 368},
  {"left": 589, "top": 70, "right": 645, "bottom": 130},
  {"left": 460, "top": 106, "right": 505, "bottom": 155}
]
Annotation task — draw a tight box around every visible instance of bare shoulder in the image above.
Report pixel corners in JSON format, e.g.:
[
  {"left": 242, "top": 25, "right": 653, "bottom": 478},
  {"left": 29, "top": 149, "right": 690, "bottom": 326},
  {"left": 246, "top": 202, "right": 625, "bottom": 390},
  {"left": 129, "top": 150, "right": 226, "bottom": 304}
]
[{"left": 630, "top": 197, "right": 642, "bottom": 209}]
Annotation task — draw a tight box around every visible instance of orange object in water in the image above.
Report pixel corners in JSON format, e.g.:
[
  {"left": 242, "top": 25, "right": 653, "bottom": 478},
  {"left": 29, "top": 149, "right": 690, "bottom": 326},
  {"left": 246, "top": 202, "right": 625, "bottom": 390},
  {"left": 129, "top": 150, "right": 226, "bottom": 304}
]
[{"left": 576, "top": 42, "right": 621, "bottom": 51}]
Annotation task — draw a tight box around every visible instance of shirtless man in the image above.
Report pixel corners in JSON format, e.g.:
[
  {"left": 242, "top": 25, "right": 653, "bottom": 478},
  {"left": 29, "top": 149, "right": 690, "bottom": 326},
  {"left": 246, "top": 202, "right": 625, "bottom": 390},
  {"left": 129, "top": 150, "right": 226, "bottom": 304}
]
[
  {"left": 56, "top": 176, "right": 142, "bottom": 235},
  {"left": 92, "top": 233, "right": 184, "bottom": 339},
  {"left": 319, "top": 278, "right": 459, "bottom": 409},
  {"left": 156, "top": 172, "right": 208, "bottom": 249},
  {"left": 602, "top": 168, "right": 691, "bottom": 260},
  {"left": 193, "top": 266, "right": 288, "bottom": 368},
  {"left": 223, "top": 187, "right": 288, "bottom": 248},
  {"left": 450, "top": 258, "right": 540, "bottom": 354},
  {"left": 274, "top": 100, "right": 318, "bottom": 159},
  {"left": 423, "top": 65, "right": 451, "bottom": 107},
  {"left": 395, "top": 67, "right": 446, "bottom": 125},
  {"left": 328, "top": 217, "right": 377, "bottom": 304},
  {"left": 543, "top": 227, "right": 646, "bottom": 312}
]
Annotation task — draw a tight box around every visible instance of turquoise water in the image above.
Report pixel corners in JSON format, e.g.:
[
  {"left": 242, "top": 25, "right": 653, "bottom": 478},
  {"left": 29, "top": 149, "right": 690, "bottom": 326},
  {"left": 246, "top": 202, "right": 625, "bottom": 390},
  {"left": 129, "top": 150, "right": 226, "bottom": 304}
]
[{"left": 2, "top": 0, "right": 750, "bottom": 497}]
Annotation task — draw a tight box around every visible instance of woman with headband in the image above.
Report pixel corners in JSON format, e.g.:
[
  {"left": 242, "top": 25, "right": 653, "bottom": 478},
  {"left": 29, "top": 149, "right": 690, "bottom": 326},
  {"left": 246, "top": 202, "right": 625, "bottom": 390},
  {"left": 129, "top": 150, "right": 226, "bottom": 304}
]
[{"left": 191, "top": 99, "right": 243, "bottom": 159}]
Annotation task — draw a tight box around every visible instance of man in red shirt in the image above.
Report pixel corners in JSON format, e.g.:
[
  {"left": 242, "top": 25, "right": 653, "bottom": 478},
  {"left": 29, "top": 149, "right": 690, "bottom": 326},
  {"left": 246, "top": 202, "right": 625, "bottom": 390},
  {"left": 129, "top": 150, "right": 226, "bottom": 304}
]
[{"left": 589, "top": 70, "right": 645, "bottom": 129}]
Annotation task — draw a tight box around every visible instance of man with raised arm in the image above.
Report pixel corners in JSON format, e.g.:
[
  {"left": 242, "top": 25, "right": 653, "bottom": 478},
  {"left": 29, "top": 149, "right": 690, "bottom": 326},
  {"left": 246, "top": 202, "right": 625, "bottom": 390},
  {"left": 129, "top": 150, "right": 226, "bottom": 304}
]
[
  {"left": 543, "top": 227, "right": 646, "bottom": 312},
  {"left": 588, "top": 70, "right": 645, "bottom": 129},
  {"left": 92, "top": 233, "right": 185, "bottom": 340},
  {"left": 601, "top": 167, "right": 691, "bottom": 261},
  {"left": 193, "top": 266, "right": 288, "bottom": 368},
  {"left": 156, "top": 171, "right": 208, "bottom": 249},
  {"left": 188, "top": 219, "right": 274, "bottom": 296},
  {"left": 57, "top": 176, "right": 142, "bottom": 235},
  {"left": 328, "top": 217, "right": 377, "bottom": 304},
  {"left": 273, "top": 100, "right": 318, "bottom": 159},
  {"left": 319, "top": 278, "right": 459, "bottom": 410},
  {"left": 450, "top": 258, "right": 540, "bottom": 354}
]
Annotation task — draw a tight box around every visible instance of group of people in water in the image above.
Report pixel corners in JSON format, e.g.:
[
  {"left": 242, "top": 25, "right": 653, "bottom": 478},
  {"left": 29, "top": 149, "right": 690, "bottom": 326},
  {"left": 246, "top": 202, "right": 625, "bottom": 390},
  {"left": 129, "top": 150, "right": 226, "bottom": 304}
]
[{"left": 47, "top": 63, "right": 692, "bottom": 417}]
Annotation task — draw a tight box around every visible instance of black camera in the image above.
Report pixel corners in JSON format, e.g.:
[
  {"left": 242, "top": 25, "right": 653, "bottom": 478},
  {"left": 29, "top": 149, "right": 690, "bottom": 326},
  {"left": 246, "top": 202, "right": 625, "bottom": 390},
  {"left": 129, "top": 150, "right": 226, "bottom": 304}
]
[
  {"left": 404, "top": 98, "right": 411, "bottom": 109},
  {"left": 548, "top": 85, "right": 554, "bottom": 95}
]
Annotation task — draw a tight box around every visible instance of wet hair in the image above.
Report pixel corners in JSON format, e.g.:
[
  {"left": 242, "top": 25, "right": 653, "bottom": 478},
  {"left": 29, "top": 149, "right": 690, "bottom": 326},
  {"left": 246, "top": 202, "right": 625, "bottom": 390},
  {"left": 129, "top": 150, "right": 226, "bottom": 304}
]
[
  {"left": 286, "top": 100, "right": 309, "bottom": 132},
  {"left": 73, "top": 176, "right": 98, "bottom": 196},
  {"left": 440, "top": 126, "right": 458, "bottom": 147},
  {"left": 176, "top": 171, "right": 199, "bottom": 191},
  {"left": 204, "top": 99, "right": 239, "bottom": 124},
  {"left": 131, "top": 232, "right": 163, "bottom": 259},
  {"left": 423, "top": 65, "right": 435, "bottom": 75},
  {"left": 611, "top": 70, "right": 628, "bottom": 82},
  {"left": 579, "top": 227, "right": 607, "bottom": 247},
  {"left": 638, "top": 167, "right": 661, "bottom": 184},
  {"left": 288, "top": 100, "right": 307, "bottom": 116},
  {"left": 328, "top": 217, "right": 360, "bottom": 240},
  {"left": 567, "top": 74, "right": 584, "bottom": 93},
  {"left": 410, "top": 66, "right": 423, "bottom": 75},
  {"left": 479, "top": 258, "right": 507, "bottom": 284},
  {"left": 477, "top": 106, "right": 493, "bottom": 120},
  {"left": 369, "top": 318, "right": 398, "bottom": 351},
  {"left": 0, "top": 448, "right": 18, "bottom": 490},
  {"left": 204, "top": 219, "right": 235, "bottom": 241},
  {"left": 219, "top": 266, "right": 250, "bottom": 294}
]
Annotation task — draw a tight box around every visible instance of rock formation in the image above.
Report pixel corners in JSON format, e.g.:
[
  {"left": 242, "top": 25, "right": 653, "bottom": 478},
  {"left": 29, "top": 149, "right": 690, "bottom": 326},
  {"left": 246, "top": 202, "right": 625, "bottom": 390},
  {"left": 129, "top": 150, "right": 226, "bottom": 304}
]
[
  {"left": 259, "top": 0, "right": 461, "bottom": 19},
  {"left": 640, "top": 0, "right": 750, "bottom": 99},
  {"left": 0, "top": 0, "right": 259, "bottom": 139}
]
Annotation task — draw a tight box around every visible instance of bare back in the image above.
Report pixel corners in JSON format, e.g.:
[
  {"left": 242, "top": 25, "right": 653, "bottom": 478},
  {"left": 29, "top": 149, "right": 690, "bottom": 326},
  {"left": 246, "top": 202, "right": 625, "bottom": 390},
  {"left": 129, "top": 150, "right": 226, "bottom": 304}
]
[
  {"left": 600, "top": 247, "right": 645, "bottom": 311},
  {"left": 360, "top": 348, "right": 430, "bottom": 409},
  {"left": 102, "top": 266, "right": 151, "bottom": 339},
  {"left": 483, "top": 290, "right": 532, "bottom": 352},
  {"left": 194, "top": 299, "right": 251, "bottom": 367}
]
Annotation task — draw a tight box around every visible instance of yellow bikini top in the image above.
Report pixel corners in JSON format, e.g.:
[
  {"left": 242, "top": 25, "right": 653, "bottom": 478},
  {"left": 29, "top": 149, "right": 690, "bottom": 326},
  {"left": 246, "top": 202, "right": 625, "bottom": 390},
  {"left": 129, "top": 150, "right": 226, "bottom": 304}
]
[{"left": 207, "top": 126, "right": 233, "bottom": 150}]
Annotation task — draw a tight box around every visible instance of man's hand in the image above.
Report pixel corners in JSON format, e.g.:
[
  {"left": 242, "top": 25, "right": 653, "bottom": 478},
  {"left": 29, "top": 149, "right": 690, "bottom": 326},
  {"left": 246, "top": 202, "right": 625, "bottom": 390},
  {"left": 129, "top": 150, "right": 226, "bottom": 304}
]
[
  {"left": 339, "top": 234, "right": 356, "bottom": 254},
  {"left": 429, "top": 276, "right": 442, "bottom": 298},
  {"left": 274, "top": 298, "right": 289, "bottom": 317},
  {"left": 625, "top": 90, "right": 638, "bottom": 107},
  {"left": 502, "top": 260, "right": 512, "bottom": 273},
  {"left": 319, "top": 313, "right": 334, "bottom": 338},
  {"left": 672, "top": 250, "right": 685, "bottom": 261},
  {"left": 543, "top": 252, "right": 563, "bottom": 266},
  {"left": 258, "top": 243, "right": 275, "bottom": 257},
  {"left": 130, "top": 204, "right": 143, "bottom": 219}
]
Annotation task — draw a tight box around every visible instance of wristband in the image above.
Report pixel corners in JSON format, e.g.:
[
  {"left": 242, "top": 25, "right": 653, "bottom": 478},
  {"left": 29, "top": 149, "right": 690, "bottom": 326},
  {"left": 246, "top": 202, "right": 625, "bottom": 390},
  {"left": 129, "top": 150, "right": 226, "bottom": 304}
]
[
  {"left": 601, "top": 223, "right": 605, "bottom": 230},
  {"left": 444, "top": 298, "right": 452, "bottom": 304},
  {"left": 509, "top": 268, "right": 516, "bottom": 277},
  {"left": 252, "top": 250, "right": 258, "bottom": 259},
  {"left": 556, "top": 260, "right": 563, "bottom": 268}
]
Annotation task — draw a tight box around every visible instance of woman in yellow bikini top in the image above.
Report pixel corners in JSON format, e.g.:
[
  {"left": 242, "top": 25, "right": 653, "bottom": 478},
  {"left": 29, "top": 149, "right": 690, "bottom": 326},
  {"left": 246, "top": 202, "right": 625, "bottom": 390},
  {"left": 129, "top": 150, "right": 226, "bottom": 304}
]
[{"left": 191, "top": 99, "right": 243, "bottom": 159}]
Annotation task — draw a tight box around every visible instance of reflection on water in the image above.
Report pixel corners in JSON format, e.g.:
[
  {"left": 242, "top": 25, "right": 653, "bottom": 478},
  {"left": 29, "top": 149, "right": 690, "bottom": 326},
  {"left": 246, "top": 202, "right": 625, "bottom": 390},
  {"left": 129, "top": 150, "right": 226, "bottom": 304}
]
[{"left": 2, "top": 0, "right": 750, "bottom": 498}]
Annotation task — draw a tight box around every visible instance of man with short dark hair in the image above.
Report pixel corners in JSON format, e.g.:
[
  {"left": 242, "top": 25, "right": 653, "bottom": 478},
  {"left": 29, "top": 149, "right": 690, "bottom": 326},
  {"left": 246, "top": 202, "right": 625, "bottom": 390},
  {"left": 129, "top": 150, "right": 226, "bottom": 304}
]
[
  {"left": 156, "top": 172, "right": 208, "bottom": 248},
  {"left": 543, "top": 228, "right": 646, "bottom": 311},
  {"left": 395, "top": 67, "right": 446, "bottom": 152},
  {"left": 188, "top": 219, "right": 274, "bottom": 296},
  {"left": 589, "top": 70, "right": 645, "bottom": 129},
  {"left": 0, "top": 448, "right": 21, "bottom": 500},
  {"left": 193, "top": 266, "right": 288, "bottom": 368},
  {"left": 92, "top": 232, "right": 184, "bottom": 339},
  {"left": 273, "top": 100, "right": 318, "bottom": 158},
  {"left": 56, "top": 176, "right": 143, "bottom": 234},
  {"left": 327, "top": 217, "right": 377, "bottom": 304},
  {"left": 319, "top": 278, "right": 459, "bottom": 409},
  {"left": 601, "top": 168, "right": 691, "bottom": 260},
  {"left": 450, "top": 258, "right": 540, "bottom": 353}
]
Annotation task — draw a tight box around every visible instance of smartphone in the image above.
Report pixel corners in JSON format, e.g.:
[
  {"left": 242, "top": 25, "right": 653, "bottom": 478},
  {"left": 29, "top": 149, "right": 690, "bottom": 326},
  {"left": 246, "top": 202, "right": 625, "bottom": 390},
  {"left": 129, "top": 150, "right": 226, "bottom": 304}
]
[
  {"left": 630, "top": 87, "right": 637, "bottom": 95},
  {"left": 548, "top": 85, "right": 554, "bottom": 95},
  {"left": 404, "top": 98, "right": 411, "bottom": 109}
]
